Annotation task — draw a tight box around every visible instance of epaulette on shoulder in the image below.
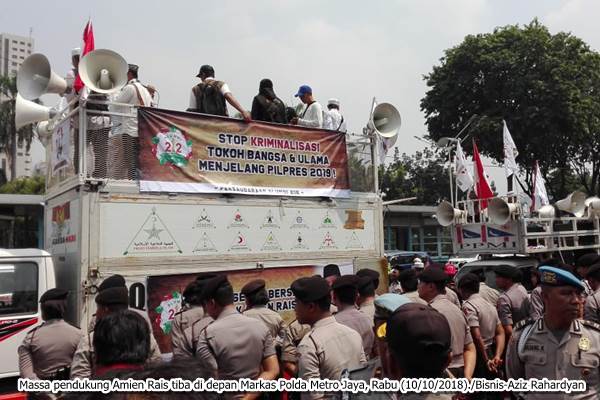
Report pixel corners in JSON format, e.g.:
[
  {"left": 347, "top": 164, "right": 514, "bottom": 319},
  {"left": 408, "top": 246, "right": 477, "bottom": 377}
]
[
  {"left": 514, "top": 318, "right": 535, "bottom": 331},
  {"left": 581, "top": 319, "right": 600, "bottom": 332}
]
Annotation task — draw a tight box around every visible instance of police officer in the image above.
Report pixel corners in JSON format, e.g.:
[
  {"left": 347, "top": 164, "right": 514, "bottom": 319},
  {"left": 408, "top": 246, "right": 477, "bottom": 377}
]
[
  {"left": 576, "top": 253, "right": 599, "bottom": 297},
  {"left": 494, "top": 265, "right": 528, "bottom": 343},
  {"left": 397, "top": 269, "right": 427, "bottom": 305},
  {"left": 180, "top": 274, "right": 216, "bottom": 358},
  {"left": 241, "top": 279, "right": 286, "bottom": 346},
  {"left": 280, "top": 318, "right": 311, "bottom": 376},
  {"left": 195, "top": 275, "right": 279, "bottom": 387},
  {"left": 291, "top": 275, "right": 366, "bottom": 400},
  {"left": 171, "top": 279, "right": 206, "bottom": 359},
  {"left": 418, "top": 267, "right": 476, "bottom": 379},
  {"left": 332, "top": 275, "right": 375, "bottom": 357},
  {"left": 18, "top": 288, "right": 82, "bottom": 380},
  {"left": 356, "top": 269, "right": 380, "bottom": 322},
  {"left": 472, "top": 268, "right": 500, "bottom": 307},
  {"left": 584, "top": 264, "right": 600, "bottom": 323},
  {"left": 506, "top": 266, "right": 600, "bottom": 400}
]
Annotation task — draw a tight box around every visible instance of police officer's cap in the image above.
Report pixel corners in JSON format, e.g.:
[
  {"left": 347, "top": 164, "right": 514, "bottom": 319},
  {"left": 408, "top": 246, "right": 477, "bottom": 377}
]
[
  {"left": 538, "top": 266, "right": 585, "bottom": 290},
  {"left": 588, "top": 263, "right": 600, "bottom": 280},
  {"left": 356, "top": 268, "right": 380, "bottom": 285},
  {"left": 457, "top": 273, "right": 480, "bottom": 289},
  {"left": 39, "top": 288, "right": 68, "bottom": 303},
  {"left": 374, "top": 293, "right": 411, "bottom": 321},
  {"left": 398, "top": 269, "right": 417, "bottom": 283},
  {"left": 418, "top": 267, "right": 448, "bottom": 283},
  {"left": 98, "top": 274, "right": 126, "bottom": 292},
  {"left": 183, "top": 280, "right": 202, "bottom": 301},
  {"left": 195, "top": 272, "right": 217, "bottom": 282},
  {"left": 331, "top": 275, "right": 359, "bottom": 291},
  {"left": 199, "top": 275, "right": 230, "bottom": 301},
  {"left": 577, "top": 253, "right": 600, "bottom": 268},
  {"left": 386, "top": 303, "right": 451, "bottom": 357},
  {"left": 323, "top": 264, "right": 341, "bottom": 278},
  {"left": 494, "top": 265, "right": 517, "bottom": 280},
  {"left": 241, "top": 279, "right": 266, "bottom": 296},
  {"left": 95, "top": 287, "right": 128, "bottom": 306},
  {"left": 357, "top": 275, "right": 375, "bottom": 291},
  {"left": 291, "top": 276, "right": 330, "bottom": 303}
]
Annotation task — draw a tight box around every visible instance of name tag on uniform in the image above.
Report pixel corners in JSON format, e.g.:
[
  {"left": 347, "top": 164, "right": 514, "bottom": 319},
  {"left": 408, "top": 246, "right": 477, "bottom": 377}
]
[{"left": 524, "top": 344, "right": 544, "bottom": 351}]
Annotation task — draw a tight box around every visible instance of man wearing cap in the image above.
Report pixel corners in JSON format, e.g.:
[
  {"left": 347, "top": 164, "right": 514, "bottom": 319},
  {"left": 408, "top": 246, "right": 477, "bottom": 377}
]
[
  {"left": 506, "top": 266, "right": 600, "bottom": 400},
  {"left": 241, "top": 279, "right": 285, "bottom": 345},
  {"left": 457, "top": 273, "right": 505, "bottom": 387},
  {"left": 584, "top": 264, "right": 600, "bottom": 323},
  {"left": 472, "top": 269, "right": 500, "bottom": 307},
  {"left": 195, "top": 275, "right": 279, "bottom": 387},
  {"left": 290, "top": 85, "right": 324, "bottom": 128},
  {"left": 18, "top": 288, "right": 82, "bottom": 380},
  {"left": 356, "top": 268, "right": 380, "bottom": 323},
  {"left": 323, "top": 99, "right": 347, "bottom": 132},
  {"left": 323, "top": 264, "right": 341, "bottom": 314},
  {"left": 108, "top": 63, "right": 153, "bottom": 180},
  {"left": 70, "top": 281, "right": 161, "bottom": 378},
  {"left": 64, "top": 48, "right": 81, "bottom": 100},
  {"left": 291, "top": 275, "right": 365, "bottom": 399},
  {"left": 179, "top": 274, "right": 217, "bottom": 358},
  {"left": 494, "top": 265, "right": 528, "bottom": 344},
  {"left": 385, "top": 303, "right": 454, "bottom": 399},
  {"left": 576, "top": 252, "right": 599, "bottom": 297},
  {"left": 397, "top": 269, "right": 427, "bottom": 305},
  {"left": 171, "top": 279, "right": 206, "bottom": 359},
  {"left": 187, "top": 64, "right": 250, "bottom": 121},
  {"left": 332, "top": 275, "right": 374, "bottom": 357},
  {"left": 412, "top": 258, "right": 425, "bottom": 277},
  {"left": 418, "top": 267, "right": 476, "bottom": 379}
]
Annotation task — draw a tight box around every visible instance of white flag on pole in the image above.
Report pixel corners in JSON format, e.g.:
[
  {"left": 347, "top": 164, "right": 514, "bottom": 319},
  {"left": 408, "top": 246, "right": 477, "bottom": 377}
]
[
  {"left": 503, "top": 120, "right": 519, "bottom": 177},
  {"left": 532, "top": 161, "right": 549, "bottom": 210},
  {"left": 454, "top": 141, "right": 474, "bottom": 192}
]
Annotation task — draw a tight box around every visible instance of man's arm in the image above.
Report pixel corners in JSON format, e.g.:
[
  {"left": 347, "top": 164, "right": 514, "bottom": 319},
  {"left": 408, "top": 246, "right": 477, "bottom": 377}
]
[
  {"left": 470, "top": 326, "right": 488, "bottom": 364},
  {"left": 462, "top": 342, "right": 476, "bottom": 380},
  {"left": 224, "top": 93, "right": 251, "bottom": 122},
  {"left": 497, "top": 296, "right": 514, "bottom": 342},
  {"left": 491, "top": 323, "right": 506, "bottom": 371},
  {"left": 70, "top": 335, "right": 92, "bottom": 379},
  {"left": 297, "top": 339, "right": 324, "bottom": 400},
  {"left": 187, "top": 89, "right": 197, "bottom": 111},
  {"left": 504, "top": 329, "right": 524, "bottom": 379},
  {"left": 195, "top": 328, "right": 218, "bottom": 377},
  {"left": 297, "top": 104, "right": 323, "bottom": 128},
  {"left": 584, "top": 295, "right": 600, "bottom": 323},
  {"left": 17, "top": 332, "right": 38, "bottom": 379},
  {"left": 242, "top": 355, "right": 280, "bottom": 400}
]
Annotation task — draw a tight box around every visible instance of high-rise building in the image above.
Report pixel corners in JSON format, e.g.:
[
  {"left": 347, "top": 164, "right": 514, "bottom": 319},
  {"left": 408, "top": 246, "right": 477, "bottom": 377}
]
[{"left": 0, "top": 32, "right": 35, "bottom": 180}]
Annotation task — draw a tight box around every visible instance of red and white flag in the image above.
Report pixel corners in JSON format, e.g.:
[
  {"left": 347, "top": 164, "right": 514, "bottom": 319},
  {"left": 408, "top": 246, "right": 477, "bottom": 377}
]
[
  {"left": 73, "top": 20, "right": 95, "bottom": 94},
  {"left": 472, "top": 140, "right": 494, "bottom": 209},
  {"left": 531, "top": 161, "right": 549, "bottom": 211},
  {"left": 454, "top": 141, "right": 473, "bottom": 192}
]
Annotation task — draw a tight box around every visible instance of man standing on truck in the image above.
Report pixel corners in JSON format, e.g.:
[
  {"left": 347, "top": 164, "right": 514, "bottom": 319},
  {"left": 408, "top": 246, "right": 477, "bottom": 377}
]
[
  {"left": 494, "top": 265, "right": 528, "bottom": 344},
  {"left": 290, "top": 85, "right": 324, "bottom": 128},
  {"left": 195, "top": 275, "right": 279, "bottom": 387},
  {"left": 18, "top": 288, "right": 82, "bottom": 380},
  {"left": 187, "top": 64, "right": 251, "bottom": 121}
]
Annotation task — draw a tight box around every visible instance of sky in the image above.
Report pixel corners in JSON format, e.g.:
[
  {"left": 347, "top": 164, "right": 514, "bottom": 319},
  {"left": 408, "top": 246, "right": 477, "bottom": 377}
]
[{"left": 3, "top": 0, "right": 600, "bottom": 194}]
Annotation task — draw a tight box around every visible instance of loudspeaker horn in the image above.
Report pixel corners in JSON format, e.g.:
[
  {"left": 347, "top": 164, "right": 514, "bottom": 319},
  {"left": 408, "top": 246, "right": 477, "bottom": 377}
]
[
  {"left": 35, "top": 121, "right": 53, "bottom": 147},
  {"left": 16, "top": 54, "right": 67, "bottom": 100},
  {"left": 537, "top": 205, "right": 556, "bottom": 219},
  {"left": 585, "top": 197, "right": 600, "bottom": 217},
  {"left": 369, "top": 102, "right": 401, "bottom": 139},
  {"left": 436, "top": 200, "right": 466, "bottom": 227},
  {"left": 555, "top": 191, "right": 587, "bottom": 217},
  {"left": 488, "top": 197, "right": 519, "bottom": 225},
  {"left": 15, "top": 94, "right": 56, "bottom": 129},
  {"left": 79, "top": 49, "right": 128, "bottom": 94}
]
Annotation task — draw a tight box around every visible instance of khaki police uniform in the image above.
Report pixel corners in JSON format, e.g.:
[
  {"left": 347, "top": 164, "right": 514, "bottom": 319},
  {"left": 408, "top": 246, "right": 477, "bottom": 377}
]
[
  {"left": 243, "top": 305, "right": 286, "bottom": 344},
  {"left": 506, "top": 318, "right": 600, "bottom": 400},
  {"left": 497, "top": 283, "right": 528, "bottom": 327},
  {"left": 403, "top": 290, "right": 428, "bottom": 305},
  {"left": 444, "top": 287, "right": 461, "bottom": 308},
  {"left": 171, "top": 306, "right": 204, "bottom": 357},
  {"left": 584, "top": 289, "right": 600, "bottom": 323},
  {"left": 479, "top": 282, "right": 500, "bottom": 307},
  {"left": 297, "top": 316, "right": 366, "bottom": 400},
  {"left": 18, "top": 319, "right": 82, "bottom": 379},
  {"left": 195, "top": 307, "right": 276, "bottom": 379},
  {"left": 462, "top": 293, "right": 500, "bottom": 349},
  {"left": 429, "top": 294, "right": 473, "bottom": 369},
  {"left": 334, "top": 304, "right": 375, "bottom": 357},
  {"left": 281, "top": 319, "right": 311, "bottom": 364},
  {"left": 358, "top": 299, "right": 376, "bottom": 324},
  {"left": 528, "top": 286, "right": 544, "bottom": 320},
  {"left": 179, "top": 315, "right": 213, "bottom": 358}
]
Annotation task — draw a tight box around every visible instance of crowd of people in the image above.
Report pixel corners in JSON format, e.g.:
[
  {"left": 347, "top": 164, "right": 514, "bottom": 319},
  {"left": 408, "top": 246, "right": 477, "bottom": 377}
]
[
  {"left": 17, "top": 254, "right": 600, "bottom": 399},
  {"left": 61, "top": 49, "right": 347, "bottom": 181}
]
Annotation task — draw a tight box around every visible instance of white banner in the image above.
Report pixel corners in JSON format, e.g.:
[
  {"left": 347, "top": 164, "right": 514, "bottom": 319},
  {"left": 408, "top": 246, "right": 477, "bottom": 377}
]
[
  {"left": 503, "top": 120, "right": 519, "bottom": 177},
  {"left": 50, "top": 120, "right": 72, "bottom": 175}
]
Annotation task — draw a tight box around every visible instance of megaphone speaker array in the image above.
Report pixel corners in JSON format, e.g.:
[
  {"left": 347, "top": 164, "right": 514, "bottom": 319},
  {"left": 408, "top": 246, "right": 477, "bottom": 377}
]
[
  {"left": 371, "top": 103, "right": 401, "bottom": 139},
  {"left": 79, "top": 49, "right": 128, "bottom": 94},
  {"left": 15, "top": 94, "right": 55, "bottom": 130},
  {"left": 17, "top": 53, "right": 67, "bottom": 100}
]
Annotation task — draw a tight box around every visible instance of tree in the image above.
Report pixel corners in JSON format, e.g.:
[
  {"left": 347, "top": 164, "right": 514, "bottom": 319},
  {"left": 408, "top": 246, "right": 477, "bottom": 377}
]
[
  {"left": 421, "top": 20, "right": 600, "bottom": 200},
  {"left": 380, "top": 147, "right": 450, "bottom": 205},
  {"left": 0, "top": 175, "right": 45, "bottom": 194},
  {"left": 0, "top": 74, "right": 35, "bottom": 181}
]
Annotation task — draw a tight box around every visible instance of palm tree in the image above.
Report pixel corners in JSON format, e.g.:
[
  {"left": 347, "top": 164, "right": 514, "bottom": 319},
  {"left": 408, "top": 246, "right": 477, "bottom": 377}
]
[{"left": 0, "top": 74, "right": 35, "bottom": 181}]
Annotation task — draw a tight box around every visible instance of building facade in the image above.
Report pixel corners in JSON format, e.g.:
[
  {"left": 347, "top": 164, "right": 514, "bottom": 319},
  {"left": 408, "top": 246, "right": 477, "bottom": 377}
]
[
  {"left": 0, "top": 32, "right": 35, "bottom": 180},
  {"left": 383, "top": 205, "right": 452, "bottom": 261}
]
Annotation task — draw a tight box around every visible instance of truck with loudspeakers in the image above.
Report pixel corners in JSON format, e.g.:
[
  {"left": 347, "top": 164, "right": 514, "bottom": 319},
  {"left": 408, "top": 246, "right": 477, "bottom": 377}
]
[{"left": 0, "top": 48, "right": 400, "bottom": 390}]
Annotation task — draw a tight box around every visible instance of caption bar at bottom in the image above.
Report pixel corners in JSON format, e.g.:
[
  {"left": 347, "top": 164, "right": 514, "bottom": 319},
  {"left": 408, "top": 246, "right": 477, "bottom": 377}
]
[{"left": 18, "top": 378, "right": 587, "bottom": 394}]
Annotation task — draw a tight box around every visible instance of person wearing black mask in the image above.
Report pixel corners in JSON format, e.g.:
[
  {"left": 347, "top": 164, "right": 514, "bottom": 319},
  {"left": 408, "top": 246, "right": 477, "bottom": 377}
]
[{"left": 250, "top": 78, "right": 287, "bottom": 123}]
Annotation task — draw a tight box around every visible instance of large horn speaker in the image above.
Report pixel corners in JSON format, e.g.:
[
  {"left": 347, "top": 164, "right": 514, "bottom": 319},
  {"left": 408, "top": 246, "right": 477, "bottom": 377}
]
[
  {"left": 538, "top": 205, "right": 556, "bottom": 219},
  {"left": 436, "top": 200, "right": 466, "bottom": 227},
  {"left": 555, "top": 191, "right": 587, "bottom": 217},
  {"left": 15, "top": 94, "right": 55, "bottom": 129},
  {"left": 369, "top": 103, "right": 401, "bottom": 139},
  {"left": 17, "top": 54, "right": 67, "bottom": 100},
  {"left": 79, "top": 49, "right": 128, "bottom": 94},
  {"left": 35, "top": 121, "right": 53, "bottom": 147},
  {"left": 488, "top": 198, "right": 519, "bottom": 225}
]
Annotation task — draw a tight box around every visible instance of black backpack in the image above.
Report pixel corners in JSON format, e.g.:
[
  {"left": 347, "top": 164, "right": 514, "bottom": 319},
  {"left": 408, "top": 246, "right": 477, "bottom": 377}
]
[
  {"left": 256, "top": 94, "right": 286, "bottom": 123},
  {"left": 192, "top": 80, "right": 228, "bottom": 117}
]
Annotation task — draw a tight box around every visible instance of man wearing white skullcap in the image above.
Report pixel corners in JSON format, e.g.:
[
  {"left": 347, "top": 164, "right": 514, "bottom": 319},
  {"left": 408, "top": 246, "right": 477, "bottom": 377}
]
[{"left": 323, "top": 98, "right": 347, "bottom": 132}]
